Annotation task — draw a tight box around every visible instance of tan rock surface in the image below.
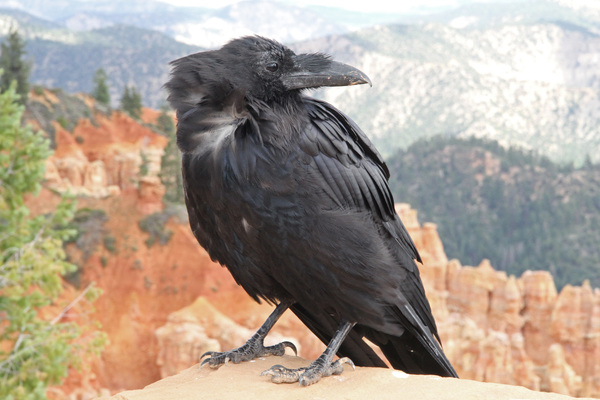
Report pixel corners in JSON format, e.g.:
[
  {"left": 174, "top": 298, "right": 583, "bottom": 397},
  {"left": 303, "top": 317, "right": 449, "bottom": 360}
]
[{"left": 104, "top": 356, "right": 592, "bottom": 400}]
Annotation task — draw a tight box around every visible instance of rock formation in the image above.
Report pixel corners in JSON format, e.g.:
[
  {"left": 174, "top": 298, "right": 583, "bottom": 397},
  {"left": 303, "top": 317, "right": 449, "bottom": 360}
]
[{"left": 45, "top": 108, "right": 167, "bottom": 204}]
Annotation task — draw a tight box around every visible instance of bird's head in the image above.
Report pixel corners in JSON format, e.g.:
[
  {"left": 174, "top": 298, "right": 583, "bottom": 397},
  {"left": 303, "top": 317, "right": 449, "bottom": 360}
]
[{"left": 166, "top": 36, "right": 371, "bottom": 109}]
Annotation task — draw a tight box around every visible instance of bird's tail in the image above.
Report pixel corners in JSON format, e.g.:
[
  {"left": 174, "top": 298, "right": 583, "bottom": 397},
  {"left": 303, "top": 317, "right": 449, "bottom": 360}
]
[
  {"left": 291, "top": 303, "right": 458, "bottom": 378},
  {"left": 365, "top": 305, "right": 458, "bottom": 378}
]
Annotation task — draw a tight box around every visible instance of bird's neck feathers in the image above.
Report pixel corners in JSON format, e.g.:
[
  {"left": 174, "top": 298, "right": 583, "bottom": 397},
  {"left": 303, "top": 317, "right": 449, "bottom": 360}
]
[
  {"left": 246, "top": 92, "right": 308, "bottom": 148},
  {"left": 173, "top": 79, "right": 307, "bottom": 154}
]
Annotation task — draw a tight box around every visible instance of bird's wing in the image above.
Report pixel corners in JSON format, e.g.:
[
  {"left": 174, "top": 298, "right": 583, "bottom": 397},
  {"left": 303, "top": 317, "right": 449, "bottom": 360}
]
[
  {"left": 301, "top": 98, "right": 421, "bottom": 263},
  {"left": 298, "top": 98, "right": 454, "bottom": 373}
]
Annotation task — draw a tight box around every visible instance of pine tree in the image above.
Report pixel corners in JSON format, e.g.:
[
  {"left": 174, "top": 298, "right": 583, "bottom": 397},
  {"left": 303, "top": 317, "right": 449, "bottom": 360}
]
[
  {"left": 92, "top": 68, "right": 110, "bottom": 106},
  {"left": 120, "top": 84, "right": 142, "bottom": 119},
  {"left": 158, "top": 105, "right": 185, "bottom": 204},
  {"left": 120, "top": 85, "right": 131, "bottom": 113},
  {"left": 155, "top": 103, "right": 175, "bottom": 137},
  {"left": 0, "top": 27, "right": 31, "bottom": 104},
  {"left": 0, "top": 80, "right": 104, "bottom": 399}
]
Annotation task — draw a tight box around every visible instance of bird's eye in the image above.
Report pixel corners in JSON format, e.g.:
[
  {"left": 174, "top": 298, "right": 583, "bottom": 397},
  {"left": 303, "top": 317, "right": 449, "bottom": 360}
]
[{"left": 265, "top": 62, "right": 279, "bottom": 72}]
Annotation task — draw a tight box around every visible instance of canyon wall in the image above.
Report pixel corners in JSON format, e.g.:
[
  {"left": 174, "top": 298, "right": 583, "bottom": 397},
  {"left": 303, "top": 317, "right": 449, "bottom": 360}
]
[{"left": 396, "top": 204, "right": 600, "bottom": 398}]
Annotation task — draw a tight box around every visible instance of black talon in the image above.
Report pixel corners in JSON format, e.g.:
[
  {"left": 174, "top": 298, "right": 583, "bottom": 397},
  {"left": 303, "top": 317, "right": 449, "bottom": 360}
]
[
  {"left": 338, "top": 357, "right": 355, "bottom": 371},
  {"left": 200, "top": 358, "right": 211, "bottom": 368},
  {"left": 261, "top": 356, "right": 355, "bottom": 386},
  {"left": 198, "top": 302, "right": 297, "bottom": 369},
  {"left": 282, "top": 341, "right": 298, "bottom": 356},
  {"left": 261, "top": 322, "right": 357, "bottom": 386}
]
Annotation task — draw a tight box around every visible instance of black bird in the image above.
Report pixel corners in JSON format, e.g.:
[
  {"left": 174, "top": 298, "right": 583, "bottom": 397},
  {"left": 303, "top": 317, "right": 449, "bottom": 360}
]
[{"left": 165, "top": 36, "right": 458, "bottom": 386}]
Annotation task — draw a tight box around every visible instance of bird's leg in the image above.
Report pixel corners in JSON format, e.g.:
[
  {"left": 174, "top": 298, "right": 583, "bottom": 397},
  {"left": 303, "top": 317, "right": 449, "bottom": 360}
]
[
  {"left": 201, "top": 301, "right": 296, "bottom": 368},
  {"left": 261, "top": 320, "right": 356, "bottom": 386}
]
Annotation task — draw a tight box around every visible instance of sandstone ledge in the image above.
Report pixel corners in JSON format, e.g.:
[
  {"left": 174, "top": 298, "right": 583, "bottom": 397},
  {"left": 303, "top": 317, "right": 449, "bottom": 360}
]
[{"left": 104, "top": 356, "right": 591, "bottom": 400}]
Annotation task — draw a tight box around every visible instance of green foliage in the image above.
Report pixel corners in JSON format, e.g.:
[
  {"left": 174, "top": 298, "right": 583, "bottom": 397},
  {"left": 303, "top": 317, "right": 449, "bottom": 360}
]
[
  {"left": 26, "top": 86, "right": 98, "bottom": 149},
  {"left": 0, "top": 27, "right": 31, "bottom": 105},
  {"left": 388, "top": 135, "right": 600, "bottom": 289},
  {"left": 67, "top": 208, "right": 108, "bottom": 263},
  {"left": 157, "top": 105, "right": 184, "bottom": 204},
  {"left": 138, "top": 211, "right": 173, "bottom": 248},
  {"left": 56, "top": 116, "right": 69, "bottom": 130},
  {"left": 143, "top": 276, "right": 153, "bottom": 289},
  {"left": 120, "top": 84, "right": 142, "bottom": 120},
  {"left": 139, "top": 151, "right": 149, "bottom": 177},
  {"left": 0, "top": 81, "right": 104, "bottom": 399},
  {"left": 32, "top": 85, "right": 44, "bottom": 96},
  {"left": 91, "top": 68, "right": 110, "bottom": 106},
  {"left": 154, "top": 104, "right": 175, "bottom": 137},
  {"left": 103, "top": 235, "right": 116, "bottom": 254}
]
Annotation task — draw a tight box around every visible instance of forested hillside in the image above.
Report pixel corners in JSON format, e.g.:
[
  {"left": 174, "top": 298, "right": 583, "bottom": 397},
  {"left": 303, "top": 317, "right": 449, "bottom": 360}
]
[{"left": 388, "top": 136, "right": 600, "bottom": 289}]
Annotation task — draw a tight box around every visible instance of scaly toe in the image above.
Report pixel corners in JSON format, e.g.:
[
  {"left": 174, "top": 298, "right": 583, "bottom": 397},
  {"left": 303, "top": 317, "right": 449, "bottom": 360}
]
[
  {"left": 200, "top": 353, "right": 230, "bottom": 369},
  {"left": 264, "top": 341, "right": 298, "bottom": 357},
  {"left": 261, "top": 364, "right": 306, "bottom": 384},
  {"left": 299, "top": 357, "right": 355, "bottom": 386}
]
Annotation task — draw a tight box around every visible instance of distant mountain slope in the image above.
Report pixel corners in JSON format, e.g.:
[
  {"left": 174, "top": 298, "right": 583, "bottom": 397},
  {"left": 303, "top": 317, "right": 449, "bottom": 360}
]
[
  {"left": 387, "top": 135, "right": 600, "bottom": 289},
  {"left": 0, "top": 0, "right": 395, "bottom": 48},
  {"left": 3, "top": 1, "right": 600, "bottom": 164},
  {"left": 299, "top": 18, "right": 600, "bottom": 165},
  {"left": 415, "top": 0, "right": 600, "bottom": 29},
  {"left": 1, "top": 13, "right": 201, "bottom": 108}
]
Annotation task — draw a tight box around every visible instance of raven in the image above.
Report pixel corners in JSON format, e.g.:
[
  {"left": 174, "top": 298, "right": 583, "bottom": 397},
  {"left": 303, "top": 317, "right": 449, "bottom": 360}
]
[{"left": 165, "top": 36, "right": 458, "bottom": 386}]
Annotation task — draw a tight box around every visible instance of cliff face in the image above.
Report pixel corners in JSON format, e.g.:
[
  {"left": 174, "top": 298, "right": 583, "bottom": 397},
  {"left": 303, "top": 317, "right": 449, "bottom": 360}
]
[
  {"left": 32, "top": 99, "right": 600, "bottom": 399},
  {"left": 399, "top": 204, "right": 600, "bottom": 398},
  {"left": 45, "top": 111, "right": 166, "bottom": 207}
]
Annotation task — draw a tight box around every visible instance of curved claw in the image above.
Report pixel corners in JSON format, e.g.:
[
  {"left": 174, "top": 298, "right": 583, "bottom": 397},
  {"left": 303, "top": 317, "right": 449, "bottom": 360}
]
[
  {"left": 263, "top": 340, "right": 298, "bottom": 357},
  {"left": 281, "top": 341, "right": 298, "bottom": 356},
  {"left": 331, "top": 357, "right": 355, "bottom": 374},
  {"left": 200, "top": 352, "right": 230, "bottom": 370},
  {"left": 200, "top": 356, "right": 217, "bottom": 369},
  {"left": 260, "top": 364, "right": 284, "bottom": 376},
  {"left": 199, "top": 357, "right": 211, "bottom": 370}
]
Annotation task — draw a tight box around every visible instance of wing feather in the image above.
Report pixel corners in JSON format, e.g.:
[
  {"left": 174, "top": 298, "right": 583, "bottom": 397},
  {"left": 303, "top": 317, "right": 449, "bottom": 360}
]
[
  {"left": 297, "top": 97, "right": 456, "bottom": 375},
  {"left": 302, "top": 98, "right": 419, "bottom": 260}
]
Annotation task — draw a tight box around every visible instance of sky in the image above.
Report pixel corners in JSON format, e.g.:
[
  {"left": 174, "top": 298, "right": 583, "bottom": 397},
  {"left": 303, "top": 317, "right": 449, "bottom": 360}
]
[{"left": 157, "top": 0, "right": 466, "bottom": 14}]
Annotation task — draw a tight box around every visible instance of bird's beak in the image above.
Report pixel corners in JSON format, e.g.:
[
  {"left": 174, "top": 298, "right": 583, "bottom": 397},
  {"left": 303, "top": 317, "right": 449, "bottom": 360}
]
[{"left": 282, "top": 57, "right": 372, "bottom": 90}]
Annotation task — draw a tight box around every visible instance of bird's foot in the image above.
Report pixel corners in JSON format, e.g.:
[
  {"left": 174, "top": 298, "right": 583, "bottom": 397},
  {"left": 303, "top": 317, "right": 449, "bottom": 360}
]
[
  {"left": 200, "top": 336, "right": 297, "bottom": 369},
  {"left": 261, "top": 357, "right": 354, "bottom": 386}
]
